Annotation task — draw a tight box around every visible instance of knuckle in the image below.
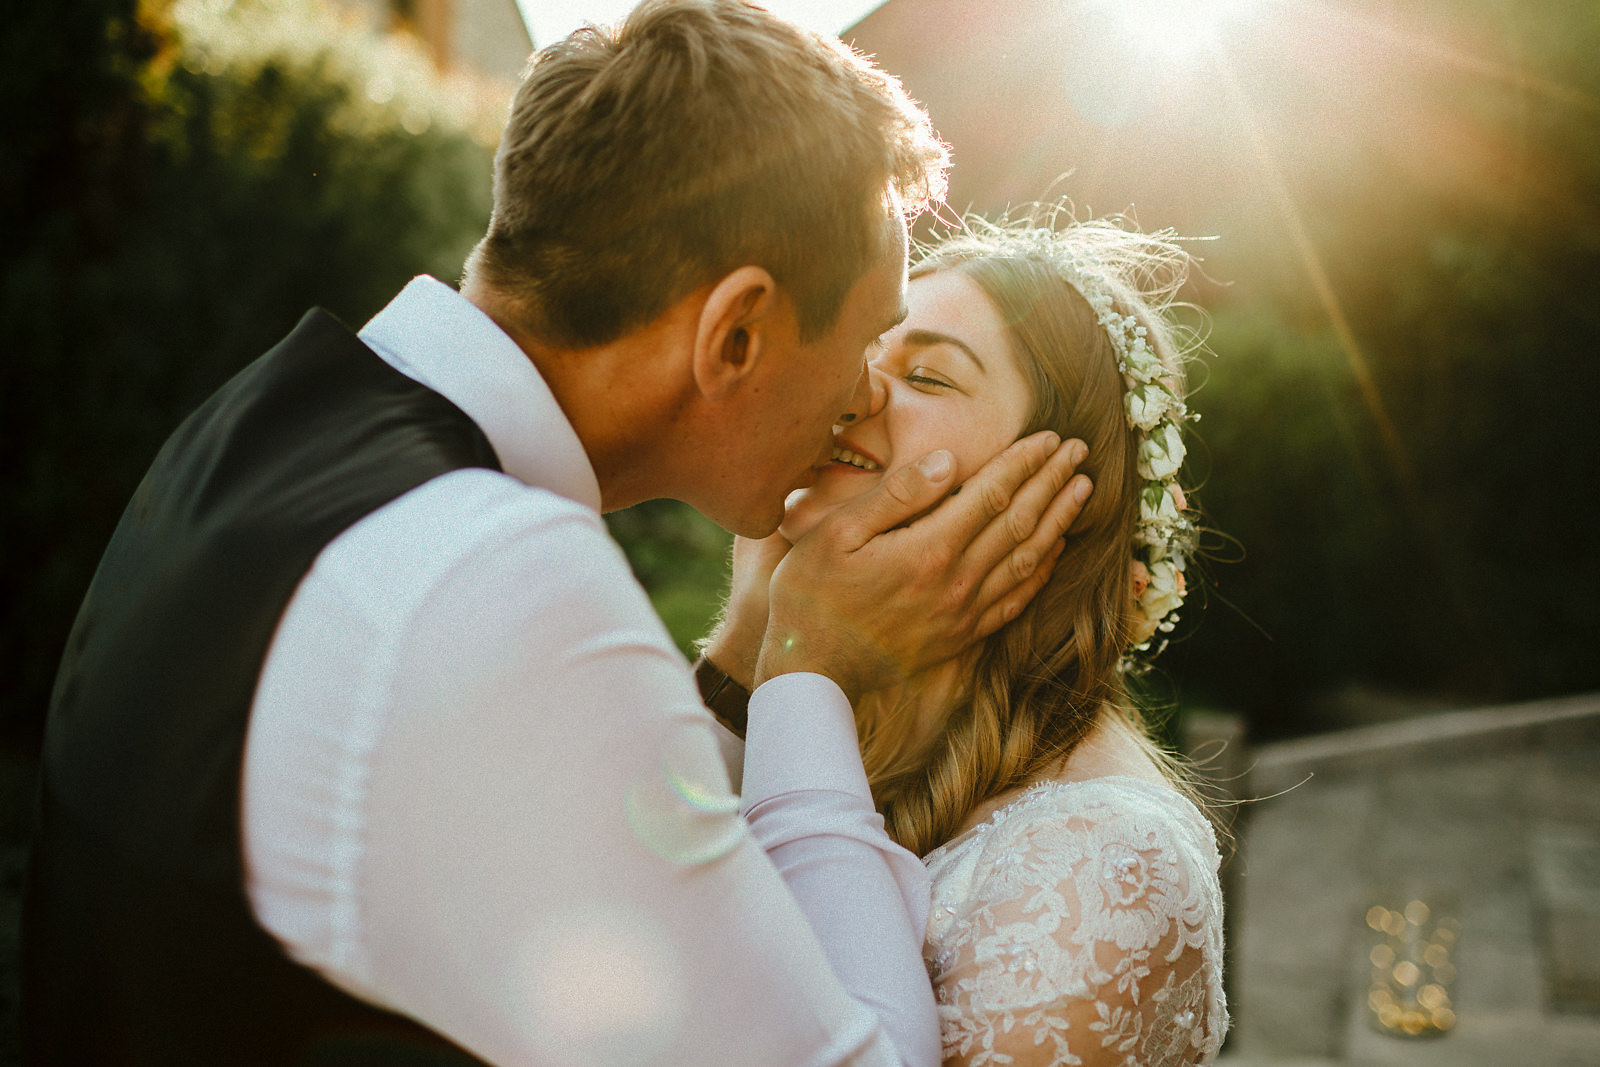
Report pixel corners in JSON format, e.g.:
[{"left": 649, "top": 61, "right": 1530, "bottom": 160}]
[
  {"left": 1011, "top": 548, "right": 1040, "bottom": 582},
  {"left": 1005, "top": 508, "right": 1033, "bottom": 545},
  {"left": 886, "top": 472, "right": 921, "bottom": 507},
  {"left": 981, "top": 480, "right": 1010, "bottom": 517},
  {"left": 941, "top": 576, "right": 973, "bottom": 614},
  {"left": 923, "top": 543, "right": 956, "bottom": 575}
]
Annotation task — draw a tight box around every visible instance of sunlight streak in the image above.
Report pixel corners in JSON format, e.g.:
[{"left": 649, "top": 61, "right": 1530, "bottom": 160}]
[
  {"left": 1209, "top": 44, "right": 1501, "bottom": 662},
  {"left": 1299, "top": 0, "right": 1600, "bottom": 117},
  {"left": 1210, "top": 53, "right": 1418, "bottom": 495}
]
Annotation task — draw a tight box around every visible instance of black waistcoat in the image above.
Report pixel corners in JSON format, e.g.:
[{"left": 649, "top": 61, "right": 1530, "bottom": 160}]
[{"left": 23, "top": 310, "right": 501, "bottom": 1066}]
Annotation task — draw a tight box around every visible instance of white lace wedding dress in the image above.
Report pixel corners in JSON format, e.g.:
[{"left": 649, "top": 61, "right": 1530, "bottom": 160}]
[{"left": 922, "top": 776, "right": 1228, "bottom": 1066}]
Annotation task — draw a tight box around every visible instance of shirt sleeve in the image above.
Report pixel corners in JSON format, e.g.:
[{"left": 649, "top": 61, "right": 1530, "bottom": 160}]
[
  {"left": 244, "top": 471, "right": 939, "bottom": 1067},
  {"left": 742, "top": 674, "right": 941, "bottom": 1067}
]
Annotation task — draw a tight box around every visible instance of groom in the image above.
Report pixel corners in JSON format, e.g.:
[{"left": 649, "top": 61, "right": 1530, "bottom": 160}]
[{"left": 23, "top": 2, "right": 1089, "bottom": 1065}]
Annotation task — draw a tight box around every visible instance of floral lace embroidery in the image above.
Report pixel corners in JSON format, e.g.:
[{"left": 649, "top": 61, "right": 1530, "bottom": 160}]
[{"left": 923, "top": 778, "right": 1228, "bottom": 1066}]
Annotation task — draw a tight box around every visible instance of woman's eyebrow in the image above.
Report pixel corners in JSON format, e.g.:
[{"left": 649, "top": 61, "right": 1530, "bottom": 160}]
[{"left": 903, "top": 329, "right": 986, "bottom": 374}]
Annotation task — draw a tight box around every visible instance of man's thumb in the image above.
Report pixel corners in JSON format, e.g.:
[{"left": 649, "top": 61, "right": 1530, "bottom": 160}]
[{"left": 832, "top": 449, "right": 955, "bottom": 547}]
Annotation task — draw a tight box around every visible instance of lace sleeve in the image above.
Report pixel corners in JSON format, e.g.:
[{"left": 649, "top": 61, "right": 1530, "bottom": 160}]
[{"left": 924, "top": 784, "right": 1226, "bottom": 1067}]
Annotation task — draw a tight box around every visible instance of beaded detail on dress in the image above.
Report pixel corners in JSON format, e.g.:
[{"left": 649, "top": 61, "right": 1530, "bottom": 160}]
[{"left": 922, "top": 777, "right": 1228, "bottom": 1066}]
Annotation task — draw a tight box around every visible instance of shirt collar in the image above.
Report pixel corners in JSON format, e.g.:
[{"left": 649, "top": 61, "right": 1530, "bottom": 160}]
[{"left": 358, "top": 276, "right": 602, "bottom": 511}]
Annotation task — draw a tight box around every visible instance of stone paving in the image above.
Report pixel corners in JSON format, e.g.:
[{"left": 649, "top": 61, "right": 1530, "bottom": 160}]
[{"left": 1215, "top": 695, "right": 1600, "bottom": 1067}]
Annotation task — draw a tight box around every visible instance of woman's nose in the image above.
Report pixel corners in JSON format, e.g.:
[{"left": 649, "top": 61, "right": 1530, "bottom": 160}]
[{"left": 838, "top": 364, "right": 888, "bottom": 425}]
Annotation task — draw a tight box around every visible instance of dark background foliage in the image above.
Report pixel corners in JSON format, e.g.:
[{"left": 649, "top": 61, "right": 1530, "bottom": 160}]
[
  {"left": 1162, "top": 88, "right": 1600, "bottom": 733},
  {"left": 846, "top": 0, "right": 1600, "bottom": 734},
  {"left": 1, "top": 0, "right": 495, "bottom": 739}
]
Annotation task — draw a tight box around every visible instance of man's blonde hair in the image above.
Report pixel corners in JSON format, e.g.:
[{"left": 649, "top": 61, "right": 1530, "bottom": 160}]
[{"left": 467, "top": 0, "right": 948, "bottom": 348}]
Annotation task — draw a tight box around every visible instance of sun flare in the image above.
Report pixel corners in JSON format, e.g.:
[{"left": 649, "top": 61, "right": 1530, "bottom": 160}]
[{"left": 1090, "top": 0, "right": 1265, "bottom": 60}]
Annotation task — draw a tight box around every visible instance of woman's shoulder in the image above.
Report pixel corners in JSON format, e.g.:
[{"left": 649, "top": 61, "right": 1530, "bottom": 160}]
[
  {"left": 926, "top": 774, "right": 1220, "bottom": 880},
  {"left": 923, "top": 775, "right": 1231, "bottom": 1066}
]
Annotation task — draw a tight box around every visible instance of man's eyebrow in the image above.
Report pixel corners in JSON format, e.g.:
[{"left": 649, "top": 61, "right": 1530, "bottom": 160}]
[
  {"left": 879, "top": 305, "right": 909, "bottom": 336},
  {"left": 903, "top": 328, "right": 986, "bottom": 373}
]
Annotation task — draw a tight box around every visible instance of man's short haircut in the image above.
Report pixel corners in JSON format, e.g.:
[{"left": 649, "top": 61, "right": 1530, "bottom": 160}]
[{"left": 466, "top": 0, "right": 948, "bottom": 348}]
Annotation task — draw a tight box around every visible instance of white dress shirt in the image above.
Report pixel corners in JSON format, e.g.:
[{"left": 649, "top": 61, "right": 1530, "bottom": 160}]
[{"left": 241, "top": 277, "right": 940, "bottom": 1067}]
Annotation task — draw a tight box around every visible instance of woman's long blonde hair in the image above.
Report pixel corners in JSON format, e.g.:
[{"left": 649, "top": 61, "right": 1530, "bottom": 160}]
[{"left": 859, "top": 215, "right": 1205, "bottom": 857}]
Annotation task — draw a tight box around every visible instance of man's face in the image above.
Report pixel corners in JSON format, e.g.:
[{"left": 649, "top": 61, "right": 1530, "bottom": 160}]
[{"left": 710, "top": 222, "right": 910, "bottom": 538}]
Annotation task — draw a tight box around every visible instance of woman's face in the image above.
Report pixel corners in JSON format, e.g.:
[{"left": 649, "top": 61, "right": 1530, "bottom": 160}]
[{"left": 780, "top": 269, "right": 1036, "bottom": 542}]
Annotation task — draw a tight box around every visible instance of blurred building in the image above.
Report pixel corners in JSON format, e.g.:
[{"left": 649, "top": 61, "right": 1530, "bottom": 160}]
[{"left": 335, "top": 0, "right": 533, "bottom": 81}]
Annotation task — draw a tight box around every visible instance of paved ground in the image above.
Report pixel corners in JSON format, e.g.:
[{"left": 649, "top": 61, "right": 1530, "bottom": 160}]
[{"left": 1216, "top": 694, "right": 1600, "bottom": 1067}]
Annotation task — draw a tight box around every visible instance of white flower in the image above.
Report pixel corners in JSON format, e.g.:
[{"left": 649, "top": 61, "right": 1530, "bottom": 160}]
[
  {"left": 1125, "top": 382, "right": 1180, "bottom": 431},
  {"left": 1139, "top": 559, "right": 1185, "bottom": 620},
  {"left": 1140, "top": 482, "right": 1179, "bottom": 526},
  {"left": 1138, "top": 421, "right": 1186, "bottom": 480},
  {"left": 1121, "top": 342, "right": 1164, "bottom": 384}
]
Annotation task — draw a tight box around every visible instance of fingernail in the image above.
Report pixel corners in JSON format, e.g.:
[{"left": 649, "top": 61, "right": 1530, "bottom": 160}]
[
  {"left": 1073, "top": 477, "right": 1092, "bottom": 503},
  {"left": 918, "top": 450, "right": 954, "bottom": 480},
  {"left": 1070, "top": 439, "right": 1088, "bottom": 463}
]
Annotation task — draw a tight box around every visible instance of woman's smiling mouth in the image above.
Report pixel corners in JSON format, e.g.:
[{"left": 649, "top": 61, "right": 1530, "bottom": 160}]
[{"left": 830, "top": 446, "right": 883, "bottom": 471}]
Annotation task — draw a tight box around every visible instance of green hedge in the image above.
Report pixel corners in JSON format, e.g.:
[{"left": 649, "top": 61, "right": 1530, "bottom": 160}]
[
  {"left": 1, "top": 0, "right": 496, "bottom": 733},
  {"left": 1169, "top": 202, "right": 1600, "bottom": 733}
]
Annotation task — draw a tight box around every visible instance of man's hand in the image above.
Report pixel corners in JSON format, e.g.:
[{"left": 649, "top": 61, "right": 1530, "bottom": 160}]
[
  {"left": 701, "top": 532, "right": 790, "bottom": 691},
  {"left": 755, "top": 432, "right": 1093, "bottom": 703}
]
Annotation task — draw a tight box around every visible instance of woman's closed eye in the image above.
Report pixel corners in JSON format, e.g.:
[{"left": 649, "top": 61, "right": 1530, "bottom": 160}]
[{"left": 905, "top": 367, "right": 958, "bottom": 391}]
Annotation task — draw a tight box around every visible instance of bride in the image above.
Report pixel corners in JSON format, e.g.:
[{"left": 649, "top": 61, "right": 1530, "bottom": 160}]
[{"left": 699, "top": 216, "right": 1229, "bottom": 1066}]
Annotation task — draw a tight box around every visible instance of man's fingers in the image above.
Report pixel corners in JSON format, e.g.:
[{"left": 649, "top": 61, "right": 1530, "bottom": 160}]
[
  {"left": 973, "top": 539, "right": 1065, "bottom": 640},
  {"left": 910, "top": 431, "right": 1062, "bottom": 550},
  {"left": 971, "top": 469, "right": 1092, "bottom": 610},
  {"left": 959, "top": 438, "right": 1085, "bottom": 581},
  {"left": 827, "top": 448, "right": 957, "bottom": 550}
]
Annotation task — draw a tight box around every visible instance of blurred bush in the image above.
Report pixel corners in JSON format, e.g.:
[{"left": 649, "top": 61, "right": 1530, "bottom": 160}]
[
  {"left": 605, "top": 501, "right": 734, "bottom": 655},
  {"left": 1167, "top": 7, "right": 1600, "bottom": 732},
  {"left": 0, "top": 0, "right": 497, "bottom": 735}
]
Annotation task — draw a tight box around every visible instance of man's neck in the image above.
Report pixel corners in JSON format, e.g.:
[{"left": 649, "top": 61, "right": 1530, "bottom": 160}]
[{"left": 461, "top": 280, "right": 697, "bottom": 513}]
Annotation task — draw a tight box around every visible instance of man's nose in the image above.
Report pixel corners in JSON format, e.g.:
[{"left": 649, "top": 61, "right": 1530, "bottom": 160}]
[{"left": 838, "top": 364, "right": 887, "bottom": 425}]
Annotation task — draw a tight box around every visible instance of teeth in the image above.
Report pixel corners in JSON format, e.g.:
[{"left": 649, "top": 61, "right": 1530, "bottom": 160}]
[{"left": 831, "top": 447, "right": 881, "bottom": 470}]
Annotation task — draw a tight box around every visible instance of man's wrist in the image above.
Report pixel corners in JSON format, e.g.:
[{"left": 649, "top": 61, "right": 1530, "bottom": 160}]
[
  {"left": 693, "top": 654, "right": 751, "bottom": 739},
  {"left": 701, "top": 627, "right": 759, "bottom": 692},
  {"left": 753, "top": 634, "right": 864, "bottom": 706}
]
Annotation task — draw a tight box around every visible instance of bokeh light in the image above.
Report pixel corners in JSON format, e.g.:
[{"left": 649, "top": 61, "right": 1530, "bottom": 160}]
[
  {"left": 625, "top": 722, "right": 745, "bottom": 865},
  {"left": 518, "top": 903, "right": 685, "bottom": 1065}
]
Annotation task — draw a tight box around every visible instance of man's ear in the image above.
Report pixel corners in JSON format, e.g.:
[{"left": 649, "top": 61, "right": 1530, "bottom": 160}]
[{"left": 692, "top": 266, "right": 780, "bottom": 400}]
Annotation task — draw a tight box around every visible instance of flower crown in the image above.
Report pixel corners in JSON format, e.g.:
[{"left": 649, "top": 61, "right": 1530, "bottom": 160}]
[{"left": 1049, "top": 250, "right": 1196, "bottom": 660}]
